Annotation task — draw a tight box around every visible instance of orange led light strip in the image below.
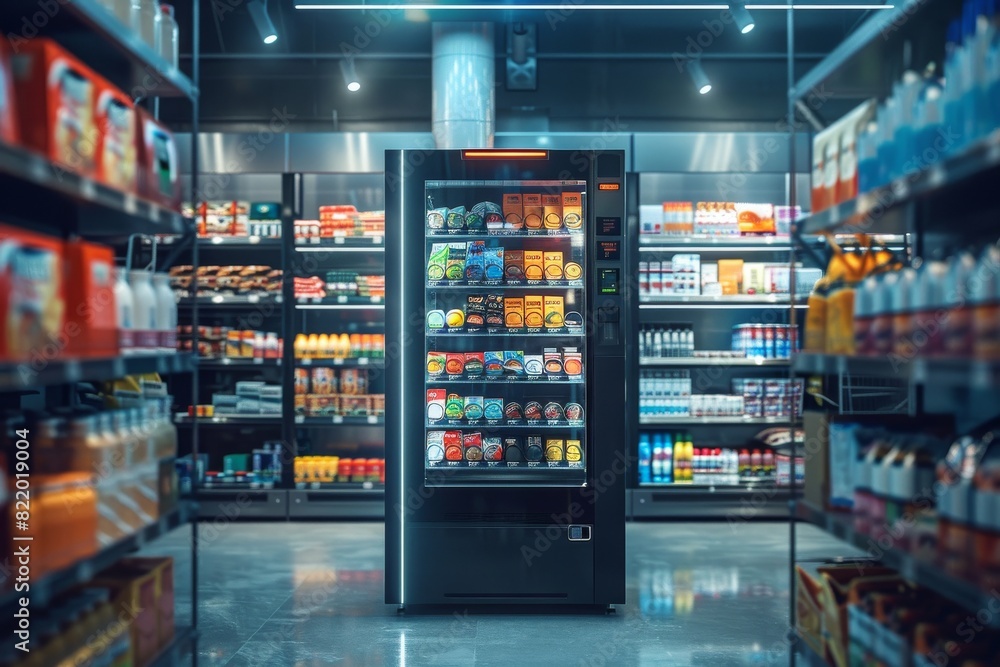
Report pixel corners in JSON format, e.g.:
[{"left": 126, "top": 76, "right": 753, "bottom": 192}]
[
  {"left": 598, "top": 183, "right": 620, "bottom": 190},
  {"left": 462, "top": 150, "right": 549, "bottom": 159}
]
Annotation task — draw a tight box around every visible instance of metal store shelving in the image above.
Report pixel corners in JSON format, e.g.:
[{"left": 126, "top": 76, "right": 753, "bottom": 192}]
[
  {"left": 794, "top": 354, "right": 1000, "bottom": 391},
  {"left": 0, "top": 1, "right": 201, "bottom": 661},
  {"left": 640, "top": 357, "right": 790, "bottom": 367}
]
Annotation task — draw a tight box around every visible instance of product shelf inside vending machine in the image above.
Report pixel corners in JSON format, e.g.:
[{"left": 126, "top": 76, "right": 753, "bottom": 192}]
[{"left": 423, "top": 179, "right": 590, "bottom": 486}]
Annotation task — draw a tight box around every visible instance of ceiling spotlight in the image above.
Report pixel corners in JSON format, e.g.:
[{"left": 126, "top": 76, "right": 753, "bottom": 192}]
[
  {"left": 248, "top": 0, "right": 278, "bottom": 44},
  {"left": 686, "top": 59, "right": 712, "bottom": 95},
  {"left": 340, "top": 58, "right": 361, "bottom": 92},
  {"left": 731, "top": 3, "right": 755, "bottom": 33}
]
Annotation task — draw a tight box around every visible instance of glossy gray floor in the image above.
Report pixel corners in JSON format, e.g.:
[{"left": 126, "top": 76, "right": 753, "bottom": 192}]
[{"left": 147, "top": 522, "right": 858, "bottom": 667}]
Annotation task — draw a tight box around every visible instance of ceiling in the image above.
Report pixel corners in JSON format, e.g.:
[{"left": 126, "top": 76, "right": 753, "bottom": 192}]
[{"left": 161, "top": 1, "right": 891, "bottom": 132}]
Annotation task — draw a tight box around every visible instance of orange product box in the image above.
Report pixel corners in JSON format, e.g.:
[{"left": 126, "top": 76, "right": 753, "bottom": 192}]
[
  {"left": 503, "top": 194, "right": 523, "bottom": 228},
  {"left": 523, "top": 251, "right": 544, "bottom": 281},
  {"left": 504, "top": 297, "right": 524, "bottom": 329},
  {"left": 718, "top": 259, "right": 744, "bottom": 295},
  {"left": 542, "top": 194, "right": 562, "bottom": 229},
  {"left": 522, "top": 194, "right": 543, "bottom": 229},
  {"left": 11, "top": 39, "right": 98, "bottom": 176},
  {"left": 89, "top": 567, "right": 160, "bottom": 666},
  {"left": 136, "top": 107, "right": 182, "bottom": 211},
  {"left": 734, "top": 203, "right": 775, "bottom": 236},
  {"left": 121, "top": 557, "right": 176, "bottom": 650},
  {"left": 0, "top": 225, "right": 65, "bottom": 362},
  {"left": 63, "top": 238, "right": 118, "bottom": 357},
  {"left": 94, "top": 78, "right": 138, "bottom": 193},
  {"left": 561, "top": 192, "right": 583, "bottom": 229},
  {"left": 0, "top": 41, "right": 20, "bottom": 144}
]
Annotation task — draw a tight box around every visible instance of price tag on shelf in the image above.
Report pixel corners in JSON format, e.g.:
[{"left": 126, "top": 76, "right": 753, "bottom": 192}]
[
  {"left": 333, "top": 358, "right": 344, "bottom": 366},
  {"left": 123, "top": 193, "right": 138, "bottom": 215},
  {"left": 367, "top": 416, "right": 378, "bottom": 424},
  {"left": 300, "top": 358, "right": 312, "bottom": 366},
  {"left": 77, "top": 560, "right": 94, "bottom": 584},
  {"left": 312, "top": 297, "right": 323, "bottom": 304},
  {"left": 371, "top": 296, "right": 382, "bottom": 304},
  {"left": 64, "top": 360, "right": 82, "bottom": 383},
  {"left": 80, "top": 179, "right": 97, "bottom": 201},
  {"left": 373, "top": 236, "right": 383, "bottom": 245},
  {"left": 247, "top": 295, "right": 260, "bottom": 304},
  {"left": 335, "top": 237, "right": 345, "bottom": 245},
  {"left": 362, "top": 481, "right": 374, "bottom": 490},
  {"left": 333, "top": 416, "right": 344, "bottom": 424},
  {"left": 358, "top": 358, "right": 369, "bottom": 366},
  {"left": 310, "top": 237, "right": 320, "bottom": 245},
  {"left": 311, "top": 482, "right": 321, "bottom": 490},
  {"left": 337, "top": 296, "right": 348, "bottom": 304},
  {"left": 295, "top": 416, "right": 304, "bottom": 424},
  {"left": 253, "top": 358, "right": 264, "bottom": 365}
]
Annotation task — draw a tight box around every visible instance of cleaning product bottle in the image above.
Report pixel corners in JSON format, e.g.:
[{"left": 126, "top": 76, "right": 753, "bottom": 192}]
[{"left": 114, "top": 268, "right": 135, "bottom": 354}]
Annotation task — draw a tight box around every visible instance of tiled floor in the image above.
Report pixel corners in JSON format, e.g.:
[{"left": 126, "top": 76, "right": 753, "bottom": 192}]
[{"left": 147, "top": 521, "right": 857, "bottom": 667}]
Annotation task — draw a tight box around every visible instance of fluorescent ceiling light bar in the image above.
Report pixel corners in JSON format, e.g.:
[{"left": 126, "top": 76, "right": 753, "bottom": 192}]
[{"left": 297, "top": 3, "right": 894, "bottom": 9}]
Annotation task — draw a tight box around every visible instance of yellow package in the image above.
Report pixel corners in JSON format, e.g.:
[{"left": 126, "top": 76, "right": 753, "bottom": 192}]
[
  {"left": 543, "top": 251, "right": 564, "bottom": 280},
  {"left": 524, "top": 295, "right": 544, "bottom": 328},
  {"left": 524, "top": 251, "right": 544, "bottom": 280},
  {"left": 718, "top": 259, "right": 744, "bottom": 295},
  {"left": 544, "top": 296, "right": 564, "bottom": 328},
  {"left": 523, "top": 194, "right": 542, "bottom": 229},
  {"left": 542, "top": 194, "right": 562, "bottom": 229},
  {"left": 562, "top": 192, "right": 583, "bottom": 229},
  {"left": 503, "top": 194, "right": 523, "bottom": 229},
  {"left": 504, "top": 297, "right": 524, "bottom": 328}
]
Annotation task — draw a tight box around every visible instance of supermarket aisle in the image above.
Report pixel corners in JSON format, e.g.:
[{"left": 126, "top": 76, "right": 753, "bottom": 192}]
[{"left": 149, "top": 522, "right": 857, "bottom": 667}]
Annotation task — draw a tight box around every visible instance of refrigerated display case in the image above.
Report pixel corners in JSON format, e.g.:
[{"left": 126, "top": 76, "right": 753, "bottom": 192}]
[{"left": 386, "top": 149, "right": 626, "bottom": 606}]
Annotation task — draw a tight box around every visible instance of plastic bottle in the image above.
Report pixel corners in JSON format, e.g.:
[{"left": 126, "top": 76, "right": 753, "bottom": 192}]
[
  {"left": 663, "top": 432, "right": 673, "bottom": 483},
  {"left": 944, "top": 20, "right": 965, "bottom": 155},
  {"left": 892, "top": 265, "right": 920, "bottom": 356},
  {"left": 857, "top": 121, "right": 879, "bottom": 194},
  {"left": 893, "top": 71, "right": 923, "bottom": 178},
  {"left": 132, "top": 0, "right": 158, "bottom": 50},
  {"left": 640, "top": 433, "right": 652, "bottom": 484},
  {"left": 877, "top": 99, "right": 898, "bottom": 185},
  {"left": 913, "top": 81, "right": 945, "bottom": 168},
  {"left": 157, "top": 5, "right": 179, "bottom": 68},
  {"left": 152, "top": 273, "right": 177, "bottom": 353},
  {"left": 944, "top": 250, "right": 979, "bottom": 356},
  {"left": 129, "top": 269, "right": 157, "bottom": 353},
  {"left": 972, "top": 242, "right": 1000, "bottom": 359},
  {"left": 114, "top": 268, "right": 135, "bottom": 354},
  {"left": 965, "top": 0, "right": 996, "bottom": 146},
  {"left": 914, "top": 255, "right": 949, "bottom": 356}
]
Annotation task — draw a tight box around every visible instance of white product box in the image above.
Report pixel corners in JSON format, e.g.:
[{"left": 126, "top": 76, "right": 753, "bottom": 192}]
[
  {"left": 639, "top": 205, "right": 664, "bottom": 235},
  {"left": 743, "top": 262, "right": 767, "bottom": 295}
]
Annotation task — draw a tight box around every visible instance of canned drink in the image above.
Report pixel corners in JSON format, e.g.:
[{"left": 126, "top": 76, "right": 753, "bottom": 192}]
[
  {"left": 312, "top": 368, "right": 335, "bottom": 395},
  {"left": 775, "top": 325, "right": 789, "bottom": 358},
  {"left": 764, "top": 325, "right": 776, "bottom": 359}
]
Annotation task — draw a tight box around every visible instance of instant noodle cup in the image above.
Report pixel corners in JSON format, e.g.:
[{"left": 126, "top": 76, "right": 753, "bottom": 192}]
[
  {"left": 443, "top": 431, "right": 463, "bottom": 460},
  {"left": 426, "top": 432, "right": 445, "bottom": 461},
  {"left": 545, "top": 439, "right": 565, "bottom": 461}
]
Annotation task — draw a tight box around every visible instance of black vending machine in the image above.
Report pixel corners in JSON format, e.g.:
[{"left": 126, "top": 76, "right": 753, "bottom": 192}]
[{"left": 385, "top": 149, "right": 626, "bottom": 607}]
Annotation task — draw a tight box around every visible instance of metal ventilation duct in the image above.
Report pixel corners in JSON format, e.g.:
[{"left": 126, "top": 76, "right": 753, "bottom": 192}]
[{"left": 432, "top": 23, "right": 495, "bottom": 149}]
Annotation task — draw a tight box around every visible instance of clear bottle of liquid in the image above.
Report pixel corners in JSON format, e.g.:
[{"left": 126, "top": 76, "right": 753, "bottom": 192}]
[
  {"left": 129, "top": 269, "right": 158, "bottom": 353},
  {"left": 156, "top": 4, "right": 179, "bottom": 69},
  {"left": 114, "top": 267, "right": 135, "bottom": 354},
  {"left": 132, "top": 0, "right": 158, "bottom": 51},
  {"left": 152, "top": 273, "right": 177, "bottom": 353}
]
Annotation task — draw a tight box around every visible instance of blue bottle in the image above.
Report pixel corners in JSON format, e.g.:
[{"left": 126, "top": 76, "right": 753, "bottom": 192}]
[
  {"left": 639, "top": 433, "right": 652, "bottom": 484},
  {"left": 651, "top": 433, "right": 664, "bottom": 484},
  {"left": 663, "top": 432, "right": 674, "bottom": 484}
]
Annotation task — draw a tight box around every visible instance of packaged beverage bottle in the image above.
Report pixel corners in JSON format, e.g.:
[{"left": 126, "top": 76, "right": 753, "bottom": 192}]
[
  {"left": 763, "top": 449, "right": 776, "bottom": 479},
  {"left": 893, "top": 71, "right": 922, "bottom": 178},
  {"left": 350, "top": 333, "right": 362, "bottom": 357},
  {"left": 152, "top": 273, "right": 177, "bottom": 352},
  {"left": 663, "top": 432, "right": 673, "bottom": 483},
  {"left": 944, "top": 20, "right": 965, "bottom": 155},
  {"left": 317, "top": 334, "right": 330, "bottom": 359},
  {"left": 114, "top": 267, "right": 136, "bottom": 354},
  {"left": 640, "top": 433, "right": 652, "bottom": 484},
  {"left": 670, "top": 329, "right": 680, "bottom": 357},
  {"left": 857, "top": 121, "right": 879, "bottom": 194},
  {"left": 913, "top": 256, "right": 949, "bottom": 356},
  {"left": 944, "top": 250, "right": 979, "bottom": 356},
  {"left": 157, "top": 4, "right": 180, "bottom": 68},
  {"left": 294, "top": 333, "right": 308, "bottom": 359},
  {"left": 892, "top": 265, "right": 919, "bottom": 357},
  {"left": 339, "top": 333, "right": 351, "bottom": 358},
  {"left": 870, "top": 270, "right": 896, "bottom": 355},
  {"left": 652, "top": 433, "right": 663, "bottom": 484},
  {"left": 972, "top": 242, "right": 1000, "bottom": 359},
  {"left": 653, "top": 328, "right": 663, "bottom": 357},
  {"left": 129, "top": 269, "right": 158, "bottom": 353},
  {"left": 750, "top": 449, "right": 763, "bottom": 478},
  {"left": 876, "top": 98, "right": 898, "bottom": 185}
]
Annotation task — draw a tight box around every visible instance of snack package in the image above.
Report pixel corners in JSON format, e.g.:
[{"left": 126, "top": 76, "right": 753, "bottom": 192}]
[
  {"left": 484, "top": 351, "right": 504, "bottom": 376},
  {"left": 463, "top": 432, "right": 484, "bottom": 461},
  {"left": 483, "top": 437, "right": 503, "bottom": 461},
  {"left": 485, "top": 294, "right": 504, "bottom": 327},
  {"left": 524, "top": 251, "right": 544, "bottom": 281},
  {"left": 735, "top": 203, "right": 776, "bottom": 236},
  {"left": 136, "top": 108, "right": 181, "bottom": 210},
  {"left": 524, "top": 401, "right": 543, "bottom": 421},
  {"left": 544, "top": 296, "right": 565, "bottom": 328},
  {"left": 426, "top": 431, "right": 445, "bottom": 462},
  {"left": 483, "top": 398, "right": 504, "bottom": 421},
  {"left": 63, "top": 238, "right": 117, "bottom": 357},
  {"left": 465, "top": 241, "right": 485, "bottom": 281},
  {"left": 504, "top": 437, "right": 524, "bottom": 461},
  {"left": 564, "top": 262, "right": 583, "bottom": 281},
  {"left": 446, "top": 206, "right": 466, "bottom": 231},
  {"left": 445, "top": 308, "right": 465, "bottom": 329},
  {"left": 0, "top": 42, "right": 20, "bottom": 144},
  {"left": 443, "top": 431, "right": 463, "bottom": 461},
  {"left": 0, "top": 226, "right": 65, "bottom": 362},
  {"left": 504, "top": 402, "right": 523, "bottom": 421},
  {"left": 565, "top": 440, "right": 583, "bottom": 462},
  {"left": 466, "top": 294, "right": 486, "bottom": 328},
  {"left": 543, "top": 252, "right": 564, "bottom": 280},
  {"left": 524, "top": 354, "right": 544, "bottom": 376},
  {"left": 464, "top": 352, "right": 485, "bottom": 377},
  {"left": 564, "top": 402, "right": 584, "bottom": 422},
  {"left": 523, "top": 194, "right": 543, "bottom": 229},
  {"left": 524, "top": 295, "right": 544, "bottom": 328},
  {"left": 470, "top": 201, "right": 502, "bottom": 231},
  {"left": 503, "top": 350, "right": 525, "bottom": 375},
  {"left": 95, "top": 80, "right": 138, "bottom": 192},
  {"left": 543, "top": 402, "right": 565, "bottom": 421},
  {"left": 426, "top": 207, "right": 447, "bottom": 231},
  {"left": 445, "top": 353, "right": 465, "bottom": 376},
  {"left": 484, "top": 246, "right": 504, "bottom": 282},
  {"left": 504, "top": 297, "right": 524, "bottom": 328},
  {"left": 444, "top": 394, "right": 465, "bottom": 420},
  {"left": 525, "top": 436, "right": 544, "bottom": 461},
  {"left": 545, "top": 439, "right": 565, "bottom": 461},
  {"left": 427, "top": 243, "right": 448, "bottom": 280},
  {"left": 504, "top": 250, "right": 525, "bottom": 282},
  {"left": 562, "top": 192, "right": 583, "bottom": 229},
  {"left": 563, "top": 347, "right": 583, "bottom": 376},
  {"left": 503, "top": 194, "right": 523, "bottom": 229},
  {"left": 445, "top": 243, "right": 467, "bottom": 280},
  {"left": 426, "top": 389, "right": 446, "bottom": 423},
  {"left": 542, "top": 194, "right": 563, "bottom": 229},
  {"left": 543, "top": 348, "right": 563, "bottom": 375},
  {"left": 464, "top": 396, "right": 484, "bottom": 421},
  {"left": 426, "top": 310, "right": 446, "bottom": 331}
]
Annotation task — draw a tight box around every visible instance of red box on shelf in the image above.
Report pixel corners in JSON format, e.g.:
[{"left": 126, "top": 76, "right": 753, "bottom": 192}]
[
  {"left": 11, "top": 39, "right": 98, "bottom": 177},
  {"left": 0, "top": 41, "right": 20, "bottom": 145},
  {"left": 94, "top": 79, "right": 138, "bottom": 193},
  {"left": 136, "top": 107, "right": 181, "bottom": 211},
  {"left": 63, "top": 238, "right": 118, "bottom": 358}
]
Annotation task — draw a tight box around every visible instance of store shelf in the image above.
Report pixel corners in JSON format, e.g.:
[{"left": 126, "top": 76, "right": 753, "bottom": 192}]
[
  {"left": 424, "top": 464, "right": 586, "bottom": 487},
  {"left": 295, "top": 415, "right": 384, "bottom": 426},
  {"left": 426, "top": 281, "right": 584, "bottom": 290},
  {"left": 428, "top": 328, "right": 584, "bottom": 337},
  {"left": 639, "top": 357, "right": 790, "bottom": 367},
  {"left": 793, "top": 354, "right": 1000, "bottom": 390},
  {"left": 298, "top": 357, "right": 384, "bottom": 368},
  {"left": 427, "top": 422, "right": 585, "bottom": 429},
  {"left": 638, "top": 482, "right": 781, "bottom": 493},
  {"left": 630, "top": 487, "right": 790, "bottom": 519},
  {"left": 799, "top": 131, "right": 1000, "bottom": 237},
  {"left": 197, "top": 358, "right": 282, "bottom": 369},
  {"left": 0, "top": 352, "right": 194, "bottom": 390},
  {"left": 795, "top": 501, "right": 1000, "bottom": 626},
  {"left": 295, "top": 237, "right": 384, "bottom": 249},
  {"left": 294, "top": 482, "right": 383, "bottom": 492},
  {"left": 197, "top": 236, "right": 282, "bottom": 248},
  {"left": 0, "top": 506, "right": 191, "bottom": 612},
  {"left": 175, "top": 415, "right": 282, "bottom": 426},
  {"left": 640, "top": 294, "right": 804, "bottom": 306},
  {"left": 426, "top": 231, "right": 584, "bottom": 240},
  {"left": 427, "top": 376, "right": 584, "bottom": 384},
  {"left": 194, "top": 489, "right": 287, "bottom": 519},
  {"left": 148, "top": 626, "right": 198, "bottom": 667},
  {"left": 639, "top": 236, "right": 792, "bottom": 249},
  {"left": 1, "top": 0, "right": 197, "bottom": 99},
  {"left": 639, "top": 416, "right": 794, "bottom": 426},
  {"left": 178, "top": 295, "right": 282, "bottom": 308},
  {"left": 295, "top": 297, "right": 384, "bottom": 309},
  {"left": 0, "top": 142, "right": 188, "bottom": 236},
  {"left": 288, "top": 488, "right": 384, "bottom": 519}
]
